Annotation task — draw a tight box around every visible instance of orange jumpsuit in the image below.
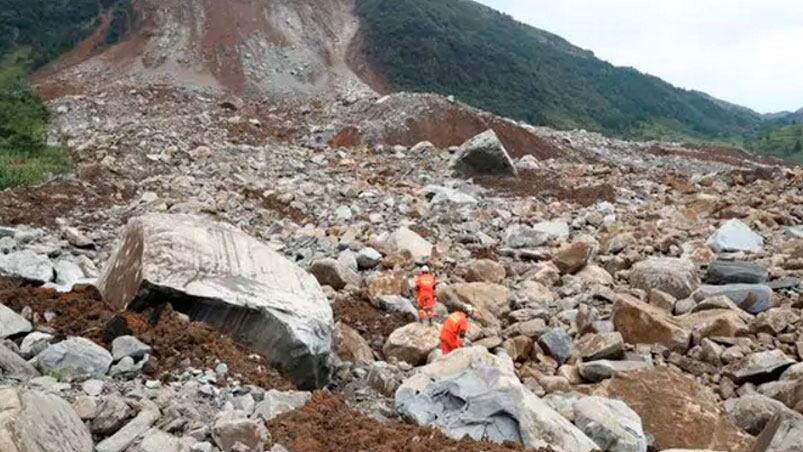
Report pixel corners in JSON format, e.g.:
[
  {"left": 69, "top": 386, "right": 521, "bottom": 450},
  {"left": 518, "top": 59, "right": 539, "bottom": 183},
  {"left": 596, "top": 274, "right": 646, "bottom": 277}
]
[
  {"left": 416, "top": 273, "right": 437, "bottom": 322},
  {"left": 440, "top": 312, "right": 469, "bottom": 355}
]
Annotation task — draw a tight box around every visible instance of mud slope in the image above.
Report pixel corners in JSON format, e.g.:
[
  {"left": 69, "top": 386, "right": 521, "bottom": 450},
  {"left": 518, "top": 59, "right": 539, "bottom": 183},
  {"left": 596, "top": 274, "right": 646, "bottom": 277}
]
[{"left": 35, "top": 0, "right": 372, "bottom": 99}]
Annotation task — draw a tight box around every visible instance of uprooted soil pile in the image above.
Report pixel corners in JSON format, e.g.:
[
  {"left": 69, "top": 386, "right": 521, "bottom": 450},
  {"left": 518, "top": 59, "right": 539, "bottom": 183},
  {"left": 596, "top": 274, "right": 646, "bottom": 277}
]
[
  {"left": 268, "top": 391, "right": 535, "bottom": 452},
  {"left": 475, "top": 170, "right": 616, "bottom": 207},
  {"left": 0, "top": 279, "right": 293, "bottom": 389},
  {"left": 332, "top": 295, "right": 410, "bottom": 354}
]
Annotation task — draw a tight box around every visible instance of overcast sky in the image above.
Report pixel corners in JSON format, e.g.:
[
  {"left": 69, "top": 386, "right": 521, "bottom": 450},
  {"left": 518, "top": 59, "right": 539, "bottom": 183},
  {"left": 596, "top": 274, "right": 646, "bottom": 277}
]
[{"left": 475, "top": 0, "right": 803, "bottom": 113}]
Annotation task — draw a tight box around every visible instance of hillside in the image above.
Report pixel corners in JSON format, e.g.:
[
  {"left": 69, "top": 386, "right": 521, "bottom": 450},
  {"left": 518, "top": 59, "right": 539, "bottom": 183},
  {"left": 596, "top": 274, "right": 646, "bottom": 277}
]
[{"left": 352, "top": 0, "right": 764, "bottom": 141}]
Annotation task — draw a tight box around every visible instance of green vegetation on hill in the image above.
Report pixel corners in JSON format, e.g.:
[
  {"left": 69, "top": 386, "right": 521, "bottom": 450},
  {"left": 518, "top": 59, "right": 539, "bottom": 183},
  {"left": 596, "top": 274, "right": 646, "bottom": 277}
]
[
  {"left": 741, "top": 123, "right": 803, "bottom": 163},
  {"left": 354, "top": 0, "right": 803, "bottom": 163},
  {"left": 0, "top": 0, "right": 123, "bottom": 69},
  {"left": 0, "top": 63, "right": 70, "bottom": 189},
  {"left": 354, "top": 0, "right": 763, "bottom": 141},
  {"left": 0, "top": 0, "right": 122, "bottom": 188}
]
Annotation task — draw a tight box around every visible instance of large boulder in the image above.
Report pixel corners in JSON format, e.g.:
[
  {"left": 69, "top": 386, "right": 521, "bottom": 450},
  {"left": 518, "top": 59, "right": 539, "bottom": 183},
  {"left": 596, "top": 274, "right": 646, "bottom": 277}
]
[
  {"left": 308, "top": 258, "right": 361, "bottom": 290},
  {"left": 0, "top": 386, "right": 93, "bottom": 452},
  {"left": 383, "top": 227, "right": 433, "bottom": 263},
  {"left": 629, "top": 257, "right": 700, "bottom": 299},
  {"left": 383, "top": 323, "right": 440, "bottom": 366},
  {"left": 722, "top": 350, "right": 796, "bottom": 384},
  {"left": 707, "top": 219, "right": 764, "bottom": 253},
  {"left": 595, "top": 367, "right": 753, "bottom": 451},
  {"left": 503, "top": 224, "right": 549, "bottom": 249},
  {"left": 465, "top": 259, "right": 506, "bottom": 284},
  {"left": 553, "top": 242, "right": 593, "bottom": 275},
  {"left": 693, "top": 284, "right": 773, "bottom": 314},
  {"left": 723, "top": 395, "right": 798, "bottom": 436},
  {"left": 676, "top": 309, "right": 750, "bottom": 341},
  {"left": 0, "top": 303, "right": 32, "bottom": 339},
  {"left": 36, "top": 337, "right": 113, "bottom": 381},
  {"left": 0, "top": 250, "right": 54, "bottom": 284},
  {"left": 705, "top": 260, "right": 769, "bottom": 285},
  {"left": 612, "top": 294, "right": 690, "bottom": 351},
  {"left": 252, "top": 390, "right": 311, "bottom": 423},
  {"left": 574, "top": 396, "right": 648, "bottom": 452},
  {"left": 752, "top": 413, "right": 803, "bottom": 452},
  {"left": 0, "top": 343, "right": 39, "bottom": 378},
  {"left": 453, "top": 129, "right": 518, "bottom": 176},
  {"left": 96, "top": 214, "right": 333, "bottom": 389},
  {"left": 439, "top": 282, "right": 510, "bottom": 322},
  {"left": 396, "top": 347, "right": 597, "bottom": 451},
  {"left": 333, "top": 321, "right": 374, "bottom": 364}
]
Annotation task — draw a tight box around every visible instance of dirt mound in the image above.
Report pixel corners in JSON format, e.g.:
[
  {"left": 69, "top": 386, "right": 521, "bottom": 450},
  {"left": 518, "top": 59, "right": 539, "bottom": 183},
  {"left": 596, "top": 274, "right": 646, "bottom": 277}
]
[
  {"left": 475, "top": 170, "right": 616, "bottom": 207},
  {"left": 268, "top": 391, "right": 532, "bottom": 452},
  {"left": 0, "top": 281, "right": 293, "bottom": 389},
  {"left": 0, "top": 169, "right": 134, "bottom": 227},
  {"left": 346, "top": 93, "right": 567, "bottom": 161},
  {"left": 332, "top": 296, "right": 409, "bottom": 354}
]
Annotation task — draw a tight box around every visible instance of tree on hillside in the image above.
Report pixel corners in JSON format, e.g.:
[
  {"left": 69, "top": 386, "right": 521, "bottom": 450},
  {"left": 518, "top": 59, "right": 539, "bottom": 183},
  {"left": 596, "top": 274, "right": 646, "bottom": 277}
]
[{"left": 794, "top": 139, "right": 802, "bottom": 154}]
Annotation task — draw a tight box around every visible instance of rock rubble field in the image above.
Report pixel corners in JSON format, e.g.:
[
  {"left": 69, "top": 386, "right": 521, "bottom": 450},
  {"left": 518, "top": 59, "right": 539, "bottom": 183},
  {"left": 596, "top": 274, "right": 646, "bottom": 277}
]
[{"left": 0, "top": 84, "right": 802, "bottom": 452}]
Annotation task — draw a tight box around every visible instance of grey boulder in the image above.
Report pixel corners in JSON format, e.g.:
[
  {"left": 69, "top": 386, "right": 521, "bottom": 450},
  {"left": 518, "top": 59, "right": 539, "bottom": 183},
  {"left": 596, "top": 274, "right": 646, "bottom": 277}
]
[
  {"left": 35, "top": 337, "right": 113, "bottom": 381},
  {"left": 538, "top": 328, "right": 574, "bottom": 365},
  {"left": 723, "top": 350, "right": 796, "bottom": 384},
  {"left": 309, "top": 258, "right": 361, "bottom": 290},
  {"left": 574, "top": 396, "right": 648, "bottom": 452},
  {"left": 453, "top": 129, "right": 518, "bottom": 177},
  {"left": 112, "top": 335, "right": 152, "bottom": 361},
  {"left": 577, "top": 360, "right": 652, "bottom": 383},
  {"left": 395, "top": 346, "right": 597, "bottom": 451},
  {"left": 503, "top": 224, "right": 549, "bottom": 249},
  {"left": 0, "top": 342, "right": 40, "bottom": 378},
  {"left": 0, "top": 386, "right": 93, "bottom": 452},
  {"left": 723, "top": 395, "right": 798, "bottom": 436},
  {"left": 693, "top": 284, "right": 773, "bottom": 314},
  {"left": 0, "top": 303, "right": 32, "bottom": 339},
  {"left": 372, "top": 295, "right": 417, "bottom": 319},
  {"left": 422, "top": 185, "right": 478, "bottom": 205},
  {"left": 0, "top": 250, "right": 54, "bottom": 284},
  {"left": 629, "top": 257, "right": 700, "bottom": 299},
  {"left": 252, "top": 390, "right": 311, "bottom": 423},
  {"left": 753, "top": 412, "right": 803, "bottom": 452},
  {"left": 707, "top": 219, "right": 764, "bottom": 253},
  {"left": 356, "top": 247, "right": 382, "bottom": 269},
  {"left": 96, "top": 214, "right": 333, "bottom": 389},
  {"left": 705, "top": 260, "right": 768, "bottom": 285}
]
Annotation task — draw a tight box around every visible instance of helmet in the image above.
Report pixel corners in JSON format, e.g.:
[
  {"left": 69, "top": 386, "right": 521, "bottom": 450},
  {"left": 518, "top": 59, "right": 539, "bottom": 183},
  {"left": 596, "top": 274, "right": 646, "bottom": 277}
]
[{"left": 421, "top": 265, "right": 430, "bottom": 274}]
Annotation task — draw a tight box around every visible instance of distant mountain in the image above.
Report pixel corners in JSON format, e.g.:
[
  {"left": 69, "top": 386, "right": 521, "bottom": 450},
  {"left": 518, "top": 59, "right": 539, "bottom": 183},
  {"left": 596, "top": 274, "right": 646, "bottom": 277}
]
[
  {"left": 1, "top": 0, "right": 800, "bottom": 163},
  {"left": 351, "top": 0, "right": 764, "bottom": 141},
  {"left": 764, "top": 108, "right": 803, "bottom": 125}
]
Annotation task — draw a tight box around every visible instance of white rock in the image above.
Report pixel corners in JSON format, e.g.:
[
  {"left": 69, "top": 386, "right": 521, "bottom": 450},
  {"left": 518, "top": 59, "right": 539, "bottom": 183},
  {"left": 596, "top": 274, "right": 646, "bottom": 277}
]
[
  {"left": 707, "top": 219, "right": 763, "bottom": 253},
  {"left": 0, "top": 386, "right": 93, "bottom": 452},
  {"left": 36, "top": 337, "right": 113, "bottom": 381},
  {"left": 0, "top": 303, "right": 32, "bottom": 339},
  {"left": 96, "top": 214, "right": 333, "bottom": 389},
  {"left": 20, "top": 331, "right": 54, "bottom": 358},
  {"left": 0, "top": 250, "right": 54, "bottom": 283},
  {"left": 574, "top": 396, "right": 648, "bottom": 452},
  {"left": 384, "top": 227, "right": 433, "bottom": 263},
  {"left": 112, "top": 335, "right": 152, "bottom": 361},
  {"left": 396, "top": 347, "right": 597, "bottom": 451}
]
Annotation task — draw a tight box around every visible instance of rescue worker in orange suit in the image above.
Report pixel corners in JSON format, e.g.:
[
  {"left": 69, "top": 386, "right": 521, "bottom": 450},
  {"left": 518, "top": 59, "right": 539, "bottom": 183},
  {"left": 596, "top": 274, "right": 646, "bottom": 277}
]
[
  {"left": 415, "top": 265, "right": 437, "bottom": 324},
  {"left": 440, "top": 310, "right": 470, "bottom": 355}
]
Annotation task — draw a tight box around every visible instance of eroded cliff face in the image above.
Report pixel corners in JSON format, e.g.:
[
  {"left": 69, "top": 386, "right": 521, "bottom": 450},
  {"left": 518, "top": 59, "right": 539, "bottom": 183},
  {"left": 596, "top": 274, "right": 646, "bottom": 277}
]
[{"left": 35, "top": 0, "right": 374, "bottom": 99}]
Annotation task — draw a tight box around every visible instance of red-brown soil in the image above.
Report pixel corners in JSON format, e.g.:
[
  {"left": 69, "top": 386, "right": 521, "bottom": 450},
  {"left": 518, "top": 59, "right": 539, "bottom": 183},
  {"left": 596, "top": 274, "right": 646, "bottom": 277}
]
[
  {"left": 0, "top": 281, "right": 293, "bottom": 389},
  {"left": 0, "top": 169, "right": 134, "bottom": 227},
  {"left": 332, "top": 295, "right": 409, "bottom": 354},
  {"left": 268, "top": 391, "right": 532, "bottom": 452},
  {"left": 474, "top": 170, "right": 616, "bottom": 207}
]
